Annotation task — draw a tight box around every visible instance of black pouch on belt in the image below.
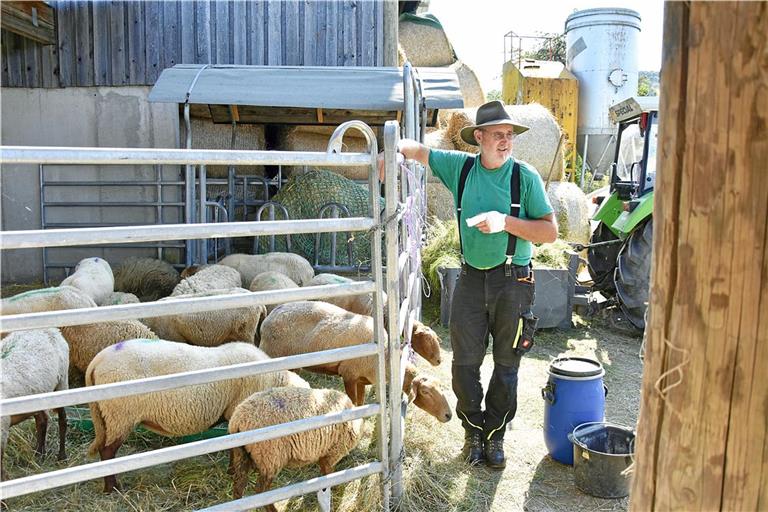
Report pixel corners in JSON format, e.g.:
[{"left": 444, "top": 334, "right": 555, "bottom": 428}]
[{"left": 513, "top": 311, "right": 539, "bottom": 356}]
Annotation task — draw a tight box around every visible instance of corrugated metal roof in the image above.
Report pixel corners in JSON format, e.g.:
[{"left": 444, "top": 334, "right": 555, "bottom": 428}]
[{"left": 148, "top": 64, "right": 464, "bottom": 110}]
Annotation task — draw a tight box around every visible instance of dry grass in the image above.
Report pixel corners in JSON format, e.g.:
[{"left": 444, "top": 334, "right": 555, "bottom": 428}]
[{"left": 2, "top": 293, "right": 642, "bottom": 511}]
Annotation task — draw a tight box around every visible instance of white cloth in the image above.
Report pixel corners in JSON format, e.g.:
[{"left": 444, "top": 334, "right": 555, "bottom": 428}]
[{"left": 466, "top": 211, "right": 507, "bottom": 233}]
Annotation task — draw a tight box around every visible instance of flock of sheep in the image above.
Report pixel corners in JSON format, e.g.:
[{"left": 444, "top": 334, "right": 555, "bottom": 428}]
[{"left": 0, "top": 252, "right": 450, "bottom": 506}]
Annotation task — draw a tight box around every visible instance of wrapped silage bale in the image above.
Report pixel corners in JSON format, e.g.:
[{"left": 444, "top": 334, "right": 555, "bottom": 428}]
[
  {"left": 275, "top": 127, "right": 371, "bottom": 181},
  {"left": 398, "top": 16, "right": 455, "bottom": 67},
  {"left": 270, "top": 169, "right": 384, "bottom": 266},
  {"left": 183, "top": 118, "right": 265, "bottom": 178},
  {"left": 443, "top": 104, "right": 565, "bottom": 181},
  {"left": 546, "top": 181, "right": 590, "bottom": 245}
]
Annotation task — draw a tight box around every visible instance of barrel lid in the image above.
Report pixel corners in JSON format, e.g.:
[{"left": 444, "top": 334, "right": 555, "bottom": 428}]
[{"left": 549, "top": 357, "right": 604, "bottom": 378}]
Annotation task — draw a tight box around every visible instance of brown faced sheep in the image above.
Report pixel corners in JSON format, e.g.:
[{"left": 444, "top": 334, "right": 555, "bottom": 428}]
[
  {"left": 218, "top": 252, "right": 315, "bottom": 287},
  {"left": 306, "top": 273, "right": 443, "bottom": 366},
  {"left": 259, "top": 301, "right": 452, "bottom": 422},
  {"left": 229, "top": 387, "right": 362, "bottom": 510},
  {"left": 1, "top": 328, "right": 69, "bottom": 472},
  {"left": 141, "top": 288, "right": 267, "bottom": 346},
  {"left": 113, "top": 257, "right": 180, "bottom": 302},
  {"left": 86, "top": 338, "right": 309, "bottom": 492},
  {"left": 248, "top": 271, "right": 300, "bottom": 314}
]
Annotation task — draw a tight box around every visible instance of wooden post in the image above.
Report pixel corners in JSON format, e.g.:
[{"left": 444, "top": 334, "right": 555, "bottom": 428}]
[{"left": 631, "top": 3, "right": 768, "bottom": 511}]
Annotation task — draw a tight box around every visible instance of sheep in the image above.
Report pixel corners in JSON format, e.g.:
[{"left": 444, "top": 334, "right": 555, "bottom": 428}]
[
  {"left": 113, "top": 257, "right": 180, "bottom": 302},
  {"left": 259, "top": 301, "right": 452, "bottom": 422},
  {"left": 1, "top": 285, "right": 96, "bottom": 316},
  {"left": 142, "top": 288, "right": 267, "bottom": 346},
  {"left": 171, "top": 264, "right": 242, "bottom": 296},
  {"left": 229, "top": 387, "right": 362, "bottom": 508},
  {"left": 248, "top": 271, "right": 299, "bottom": 314},
  {"left": 1, "top": 328, "right": 69, "bottom": 470},
  {"left": 85, "top": 338, "right": 310, "bottom": 492},
  {"left": 218, "top": 252, "right": 315, "bottom": 287},
  {"left": 60, "top": 320, "right": 158, "bottom": 374},
  {"left": 95, "top": 291, "right": 140, "bottom": 306},
  {"left": 306, "top": 273, "right": 443, "bottom": 366},
  {"left": 60, "top": 257, "right": 114, "bottom": 304}
]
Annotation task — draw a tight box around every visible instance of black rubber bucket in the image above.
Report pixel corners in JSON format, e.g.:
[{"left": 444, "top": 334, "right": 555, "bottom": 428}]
[{"left": 568, "top": 422, "right": 635, "bottom": 498}]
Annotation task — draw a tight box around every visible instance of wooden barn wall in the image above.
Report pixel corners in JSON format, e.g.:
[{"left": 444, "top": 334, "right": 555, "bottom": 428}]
[{"left": 1, "top": 0, "right": 396, "bottom": 88}]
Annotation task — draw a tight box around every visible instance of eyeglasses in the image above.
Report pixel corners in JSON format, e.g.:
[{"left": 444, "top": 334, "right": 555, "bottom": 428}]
[{"left": 482, "top": 130, "right": 515, "bottom": 142}]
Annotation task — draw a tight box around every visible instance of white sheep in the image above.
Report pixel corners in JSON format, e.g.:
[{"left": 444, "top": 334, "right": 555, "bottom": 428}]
[
  {"left": 95, "top": 291, "right": 140, "bottom": 306},
  {"left": 1, "top": 328, "right": 69, "bottom": 467},
  {"left": 306, "top": 274, "right": 443, "bottom": 366},
  {"left": 86, "top": 338, "right": 310, "bottom": 492},
  {"left": 60, "top": 320, "right": 158, "bottom": 374},
  {"left": 218, "top": 252, "right": 315, "bottom": 287},
  {"left": 113, "top": 257, "right": 180, "bottom": 302},
  {"left": 229, "top": 387, "right": 362, "bottom": 507},
  {"left": 248, "top": 271, "right": 299, "bottom": 313},
  {"left": 1, "top": 285, "right": 96, "bottom": 317},
  {"left": 142, "top": 288, "right": 267, "bottom": 346},
  {"left": 171, "top": 264, "right": 242, "bottom": 296},
  {"left": 259, "top": 301, "right": 452, "bottom": 422},
  {"left": 60, "top": 257, "right": 114, "bottom": 304}
]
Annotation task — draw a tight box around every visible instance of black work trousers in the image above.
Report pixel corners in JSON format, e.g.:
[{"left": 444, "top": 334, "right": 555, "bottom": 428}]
[{"left": 449, "top": 263, "right": 535, "bottom": 441}]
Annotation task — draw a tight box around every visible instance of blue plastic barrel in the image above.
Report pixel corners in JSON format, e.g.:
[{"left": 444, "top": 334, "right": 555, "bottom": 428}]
[{"left": 541, "top": 357, "right": 606, "bottom": 465}]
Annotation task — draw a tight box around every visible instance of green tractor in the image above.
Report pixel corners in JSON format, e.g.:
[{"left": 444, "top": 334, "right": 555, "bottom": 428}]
[{"left": 586, "top": 97, "right": 658, "bottom": 329}]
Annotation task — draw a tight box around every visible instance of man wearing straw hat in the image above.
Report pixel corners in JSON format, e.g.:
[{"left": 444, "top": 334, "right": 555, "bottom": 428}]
[{"left": 379, "top": 100, "right": 557, "bottom": 469}]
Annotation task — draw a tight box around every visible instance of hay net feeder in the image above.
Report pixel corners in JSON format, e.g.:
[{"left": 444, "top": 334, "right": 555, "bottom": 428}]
[{"left": 148, "top": 63, "right": 463, "bottom": 272}]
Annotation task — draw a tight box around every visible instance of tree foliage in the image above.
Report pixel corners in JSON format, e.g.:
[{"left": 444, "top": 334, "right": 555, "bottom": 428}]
[{"left": 521, "top": 34, "right": 566, "bottom": 64}]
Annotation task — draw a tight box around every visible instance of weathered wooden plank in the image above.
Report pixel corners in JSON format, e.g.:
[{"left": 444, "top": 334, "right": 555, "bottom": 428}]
[
  {"left": 382, "top": 0, "right": 397, "bottom": 66},
  {"left": 180, "top": 1, "right": 195, "bottom": 63},
  {"left": 283, "top": 0, "right": 300, "bottom": 65},
  {"left": 325, "top": 0, "right": 338, "bottom": 66},
  {"left": 92, "top": 1, "right": 111, "bottom": 85},
  {"left": 232, "top": 0, "right": 247, "bottom": 64},
  {"left": 195, "top": 0, "right": 211, "bottom": 63},
  {"left": 341, "top": 1, "right": 357, "bottom": 66},
  {"left": 312, "top": 0, "right": 326, "bottom": 66},
  {"left": 630, "top": 3, "right": 768, "bottom": 511},
  {"left": 56, "top": 1, "right": 76, "bottom": 86},
  {"left": 23, "top": 31, "right": 40, "bottom": 87},
  {"left": 74, "top": 2, "right": 94, "bottom": 85},
  {"left": 375, "top": 0, "right": 383, "bottom": 66},
  {"left": 266, "top": 0, "right": 282, "bottom": 65},
  {"left": 214, "top": 0, "right": 229, "bottom": 64},
  {"left": 0, "top": 2, "right": 56, "bottom": 45},
  {"left": 143, "top": 1, "right": 162, "bottom": 82},
  {"left": 40, "top": 35, "right": 59, "bottom": 88},
  {"left": 162, "top": 1, "right": 180, "bottom": 69},
  {"left": 109, "top": 1, "right": 127, "bottom": 85},
  {"left": 302, "top": 0, "right": 315, "bottom": 65},
  {"left": 2, "top": 30, "right": 13, "bottom": 87},
  {"left": 127, "top": 1, "right": 146, "bottom": 83},
  {"left": 360, "top": 0, "right": 374, "bottom": 66},
  {"left": 247, "top": 0, "right": 265, "bottom": 65}
]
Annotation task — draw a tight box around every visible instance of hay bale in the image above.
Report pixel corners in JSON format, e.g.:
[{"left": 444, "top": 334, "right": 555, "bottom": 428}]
[
  {"left": 182, "top": 118, "right": 266, "bottom": 178},
  {"left": 442, "top": 104, "right": 565, "bottom": 181},
  {"left": 398, "top": 19, "right": 455, "bottom": 67},
  {"left": 426, "top": 181, "right": 455, "bottom": 221},
  {"left": 546, "top": 181, "right": 590, "bottom": 245},
  {"left": 275, "top": 127, "right": 371, "bottom": 181},
  {"left": 271, "top": 169, "right": 383, "bottom": 266},
  {"left": 451, "top": 60, "right": 486, "bottom": 108},
  {"left": 424, "top": 128, "right": 455, "bottom": 183}
]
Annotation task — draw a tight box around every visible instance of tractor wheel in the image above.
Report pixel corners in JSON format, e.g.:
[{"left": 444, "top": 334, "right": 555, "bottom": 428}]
[
  {"left": 587, "top": 223, "right": 622, "bottom": 293},
  {"left": 614, "top": 219, "right": 653, "bottom": 329}
]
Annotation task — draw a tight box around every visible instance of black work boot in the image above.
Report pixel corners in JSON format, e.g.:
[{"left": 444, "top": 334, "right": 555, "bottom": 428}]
[
  {"left": 462, "top": 431, "right": 485, "bottom": 466},
  {"left": 484, "top": 438, "right": 506, "bottom": 470}
]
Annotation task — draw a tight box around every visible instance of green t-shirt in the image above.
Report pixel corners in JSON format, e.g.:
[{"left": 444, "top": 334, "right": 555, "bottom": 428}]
[{"left": 429, "top": 149, "right": 554, "bottom": 269}]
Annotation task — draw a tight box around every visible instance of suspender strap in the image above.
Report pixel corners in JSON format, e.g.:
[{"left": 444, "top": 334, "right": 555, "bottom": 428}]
[
  {"left": 456, "top": 156, "right": 476, "bottom": 260},
  {"left": 505, "top": 161, "right": 521, "bottom": 276}
]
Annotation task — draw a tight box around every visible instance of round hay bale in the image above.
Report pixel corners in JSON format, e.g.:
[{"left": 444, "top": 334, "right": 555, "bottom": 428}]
[
  {"left": 398, "top": 19, "right": 455, "bottom": 67},
  {"left": 451, "top": 60, "right": 486, "bottom": 108},
  {"left": 546, "top": 181, "right": 590, "bottom": 245},
  {"left": 426, "top": 181, "right": 456, "bottom": 221},
  {"left": 275, "top": 127, "right": 371, "bottom": 181},
  {"left": 442, "top": 104, "right": 565, "bottom": 181},
  {"left": 424, "top": 127, "right": 455, "bottom": 183},
  {"left": 183, "top": 118, "right": 265, "bottom": 178},
  {"left": 271, "top": 169, "right": 384, "bottom": 266}
]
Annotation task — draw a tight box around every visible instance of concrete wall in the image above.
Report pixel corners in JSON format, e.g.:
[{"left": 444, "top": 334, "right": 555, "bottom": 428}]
[{"left": 1, "top": 86, "right": 179, "bottom": 284}]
